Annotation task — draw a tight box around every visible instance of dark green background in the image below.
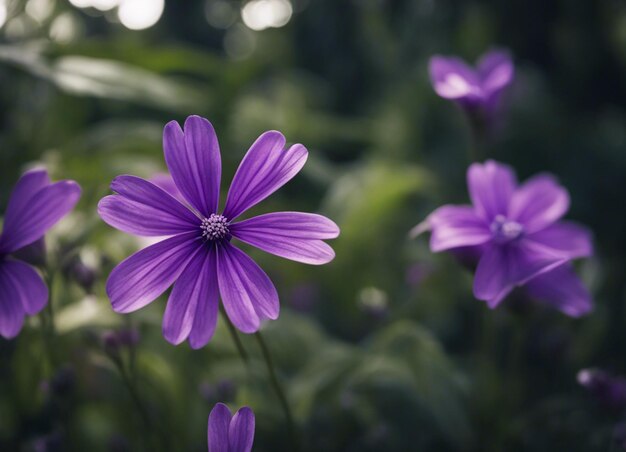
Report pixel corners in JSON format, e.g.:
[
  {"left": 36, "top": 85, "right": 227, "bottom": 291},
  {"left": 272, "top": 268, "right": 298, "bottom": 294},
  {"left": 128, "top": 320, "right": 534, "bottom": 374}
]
[{"left": 1, "top": 0, "right": 625, "bottom": 450}]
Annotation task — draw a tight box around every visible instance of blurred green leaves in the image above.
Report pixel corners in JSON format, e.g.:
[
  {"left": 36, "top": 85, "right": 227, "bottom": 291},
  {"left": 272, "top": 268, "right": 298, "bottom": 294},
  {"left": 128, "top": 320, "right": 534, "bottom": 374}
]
[{"left": 0, "top": 42, "right": 209, "bottom": 112}]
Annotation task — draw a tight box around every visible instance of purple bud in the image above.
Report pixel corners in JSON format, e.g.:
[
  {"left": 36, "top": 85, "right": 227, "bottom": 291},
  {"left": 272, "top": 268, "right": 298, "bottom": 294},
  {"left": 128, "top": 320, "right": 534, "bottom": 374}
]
[
  {"left": 101, "top": 328, "right": 140, "bottom": 357},
  {"left": 101, "top": 330, "right": 122, "bottom": 356},
  {"left": 116, "top": 328, "right": 140, "bottom": 347},
  {"left": 63, "top": 256, "right": 97, "bottom": 293},
  {"left": 199, "top": 378, "right": 237, "bottom": 403},
  {"left": 288, "top": 282, "right": 319, "bottom": 312}
]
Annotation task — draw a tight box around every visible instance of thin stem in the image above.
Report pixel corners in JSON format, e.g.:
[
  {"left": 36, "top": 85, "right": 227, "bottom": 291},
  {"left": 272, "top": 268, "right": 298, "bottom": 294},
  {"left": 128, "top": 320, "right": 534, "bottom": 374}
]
[
  {"left": 113, "top": 357, "right": 155, "bottom": 451},
  {"left": 45, "top": 272, "right": 56, "bottom": 335},
  {"left": 40, "top": 270, "right": 58, "bottom": 371},
  {"left": 254, "top": 331, "right": 298, "bottom": 451},
  {"left": 221, "top": 310, "right": 250, "bottom": 366},
  {"left": 466, "top": 107, "right": 488, "bottom": 163}
]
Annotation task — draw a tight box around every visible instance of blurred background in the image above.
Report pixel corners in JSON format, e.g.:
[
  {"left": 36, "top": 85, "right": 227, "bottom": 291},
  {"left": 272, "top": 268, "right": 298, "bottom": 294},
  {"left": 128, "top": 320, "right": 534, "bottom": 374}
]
[{"left": 1, "top": 0, "right": 625, "bottom": 450}]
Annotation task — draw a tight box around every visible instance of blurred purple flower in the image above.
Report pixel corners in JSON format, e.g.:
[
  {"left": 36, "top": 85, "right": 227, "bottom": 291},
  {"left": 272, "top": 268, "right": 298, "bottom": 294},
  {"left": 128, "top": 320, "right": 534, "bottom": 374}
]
[
  {"left": 98, "top": 115, "right": 339, "bottom": 348},
  {"left": 200, "top": 379, "right": 237, "bottom": 404},
  {"left": 413, "top": 160, "right": 593, "bottom": 316},
  {"left": 101, "top": 327, "right": 140, "bottom": 356},
  {"left": 578, "top": 368, "right": 626, "bottom": 412},
  {"left": 208, "top": 403, "right": 255, "bottom": 452},
  {"left": 429, "top": 49, "right": 514, "bottom": 113},
  {"left": 0, "top": 169, "right": 80, "bottom": 339},
  {"left": 288, "top": 282, "right": 319, "bottom": 312}
]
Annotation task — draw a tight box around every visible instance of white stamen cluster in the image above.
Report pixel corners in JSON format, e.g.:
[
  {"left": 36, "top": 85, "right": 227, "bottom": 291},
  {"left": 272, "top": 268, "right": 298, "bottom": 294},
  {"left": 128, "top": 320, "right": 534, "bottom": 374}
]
[
  {"left": 490, "top": 214, "right": 524, "bottom": 242},
  {"left": 200, "top": 214, "right": 230, "bottom": 241}
]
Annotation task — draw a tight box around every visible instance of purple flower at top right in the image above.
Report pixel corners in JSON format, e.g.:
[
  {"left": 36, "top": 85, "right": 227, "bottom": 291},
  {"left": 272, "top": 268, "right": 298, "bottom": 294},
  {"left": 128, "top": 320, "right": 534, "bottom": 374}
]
[
  {"left": 413, "top": 160, "right": 593, "bottom": 316},
  {"left": 429, "top": 49, "right": 514, "bottom": 114}
]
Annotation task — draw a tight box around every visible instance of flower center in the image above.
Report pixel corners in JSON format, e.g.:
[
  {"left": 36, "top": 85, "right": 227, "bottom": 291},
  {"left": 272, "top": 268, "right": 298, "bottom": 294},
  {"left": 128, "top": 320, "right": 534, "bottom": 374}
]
[
  {"left": 200, "top": 214, "right": 230, "bottom": 241},
  {"left": 490, "top": 214, "right": 524, "bottom": 243}
]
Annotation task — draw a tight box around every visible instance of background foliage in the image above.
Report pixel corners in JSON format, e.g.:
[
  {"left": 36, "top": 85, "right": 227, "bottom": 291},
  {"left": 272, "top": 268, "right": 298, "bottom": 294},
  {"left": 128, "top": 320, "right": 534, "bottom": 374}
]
[{"left": 1, "top": 0, "right": 626, "bottom": 450}]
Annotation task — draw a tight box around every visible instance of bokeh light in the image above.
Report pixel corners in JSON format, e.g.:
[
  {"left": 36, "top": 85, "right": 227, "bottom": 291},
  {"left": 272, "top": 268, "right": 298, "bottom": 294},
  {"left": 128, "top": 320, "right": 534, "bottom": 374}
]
[
  {"left": 69, "top": 0, "right": 121, "bottom": 11},
  {"left": 50, "top": 12, "right": 80, "bottom": 43},
  {"left": 25, "top": 0, "right": 55, "bottom": 23},
  {"left": 241, "top": 0, "right": 292, "bottom": 31},
  {"left": 117, "top": 0, "right": 164, "bottom": 30},
  {"left": 205, "top": 0, "right": 237, "bottom": 29},
  {"left": 0, "top": 0, "right": 7, "bottom": 29}
]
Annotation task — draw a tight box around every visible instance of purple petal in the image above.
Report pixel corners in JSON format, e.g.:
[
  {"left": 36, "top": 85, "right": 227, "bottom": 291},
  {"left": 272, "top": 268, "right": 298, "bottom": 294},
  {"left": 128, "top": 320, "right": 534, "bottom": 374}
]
[
  {"left": 0, "top": 261, "right": 27, "bottom": 339},
  {"left": 98, "top": 195, "right": 198, "bottom": 237},
  {"left": 228, "top": 407, "right": 255, "bottom": 452},
  {"left": 162, "top": 247, "right": 218, "bottom": 347},
  {"left": 473, "top": 241, "right": 568, "bottom": 307},
  {"left": 0, "top": 260, "right": 47, "bottom": 315},
  {"left": 163, "top": 116, "right": 221, "bottom": 216},
  {"left": 110, "top": 175, "right": 199, "bottom": 226},
  {"left": 426, "top": 205, "right": 491, "bottom": 252},
  {"left": 149, "top": 172, "right": 184, "bottom": 202},
  {"left": 525, "top": 264, "right": 593, "bottom": 317},
  {"left": 230, "top": 212, "right": 339, "bottom": 265},
  {"left": 106, "top": 232, "right": 200, "bottom": 313},
  {"left": 428, "top": 56, "right": 481, "bottom": 100},
  {"left": 188, "top": 253, "right": 220, "bottom": 349},
  {"left": 467, "top": 160, "right": 517, "bottom": 222},
  {"left": 508, "top": 174, "right": 570, "bottom": 233},
  {"left": 208, "top": 403, "right": 232, "bottom": 452},
  {"left": 223, "top": 131, "right": 308, "bottom": 220},
  {"left": 216, "top": 242, "right": 279, "bottom": 334},
  {"left": 525, "top": 221, "right": 593, "bottom": 260},
  {"left": 2, "top": 169, "right": 50, "bottom": 227},
  {"left": 476, "top": 49, "right": 514, "bottom": 96},
  {"left": 0, "top": 180, "right": 80, "bottom": 254}
]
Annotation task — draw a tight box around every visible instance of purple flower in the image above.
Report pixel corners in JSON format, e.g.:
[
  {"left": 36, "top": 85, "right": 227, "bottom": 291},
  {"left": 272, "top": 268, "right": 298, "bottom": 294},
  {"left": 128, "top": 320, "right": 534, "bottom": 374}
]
[
  {"left": 429, "top": 49, "right": 514, "bottom": 113},
  {"left": 578, "top": 368, "right": 626, "bottom": 412},
  {"left": 414, "top": 160, "right": 593, "bottom": 316},
  {"left": 0, "top": 169, "right": 80, "bottom": 339},
  {"left": 98, "top": 115, "right": 339, "bottom": 348},
  {"left": 208, "top": 403, "right": 255, "bottom": 452}
]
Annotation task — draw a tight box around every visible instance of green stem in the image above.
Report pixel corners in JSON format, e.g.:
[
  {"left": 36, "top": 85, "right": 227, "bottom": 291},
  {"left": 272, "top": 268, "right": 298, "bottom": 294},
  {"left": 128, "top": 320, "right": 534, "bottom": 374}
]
[
  {"left": 40, "top": 270, "right": 57, "bottom": 371},
  {"left": 114, "top": 357, "right": 155, "bottom": 451},
  {"left": 221, "top": 310, "right": 250, "bottom": 366},
  {"left": 254, "top": 332, "right": 298, "bottom": 451}
]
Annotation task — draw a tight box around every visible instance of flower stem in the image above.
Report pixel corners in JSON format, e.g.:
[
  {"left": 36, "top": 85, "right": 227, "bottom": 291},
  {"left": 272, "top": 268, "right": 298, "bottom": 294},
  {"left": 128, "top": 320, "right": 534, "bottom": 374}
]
[
  {"left": 40, "top": 269, "right": 58, "bottom": 373},
  {"left": 254, "top": 331, "right": 298, "bottom": 451},
  {"left": 112, "top": 356, "right": 155, "bottom": 450},
  {"left": 220, "top": 309, "right": 250, "bottom": 366}
]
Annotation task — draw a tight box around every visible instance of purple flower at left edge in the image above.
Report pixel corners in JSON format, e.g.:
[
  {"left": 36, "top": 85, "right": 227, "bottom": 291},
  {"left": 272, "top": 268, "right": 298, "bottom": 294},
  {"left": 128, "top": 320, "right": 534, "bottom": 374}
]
[
  {"left": 97, "top": 115, "right": 340, "bottom": 348},
  {"left": 412, "top": 160, "right": 593, "bottom": 317},
  {"left": 429, "top": 49, "right": 514, "bottom": 114},
  {"left": 208, "top": 403, "right": 255, "bottom": 452},
  {"left": 0, "top": 169, "right": 81, "bottom": 339}
]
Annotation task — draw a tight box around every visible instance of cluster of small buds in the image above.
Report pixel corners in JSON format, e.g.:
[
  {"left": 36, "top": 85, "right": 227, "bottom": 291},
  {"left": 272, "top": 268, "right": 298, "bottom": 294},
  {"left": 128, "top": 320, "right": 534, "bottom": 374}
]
[{"left": 200, "top": 214, "right": 230, "bottom": 241}]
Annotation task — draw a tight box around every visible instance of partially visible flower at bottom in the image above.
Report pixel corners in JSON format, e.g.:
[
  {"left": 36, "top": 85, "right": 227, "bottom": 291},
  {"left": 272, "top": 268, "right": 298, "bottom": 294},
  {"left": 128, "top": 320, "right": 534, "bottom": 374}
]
[
  {"left": 0, "top": 169, "right": 81, "bottom": 339},
  {"left": 413, "top": 160, "right": 593, "bottom": 316},
  {"left": 578, "top": 368, "right": 626, "bottom": 412},
  {"left": 208, "top": 403, "right": 255, "bottom": 452}
]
